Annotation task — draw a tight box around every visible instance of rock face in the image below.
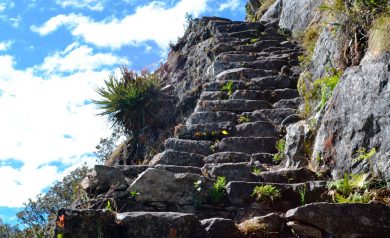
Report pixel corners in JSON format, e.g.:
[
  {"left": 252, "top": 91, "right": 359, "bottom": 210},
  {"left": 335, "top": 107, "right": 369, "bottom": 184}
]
[
  {"left": 286, "top": 203, "right": 390, "bottom": 238},
  {"left": 312, "top": 53, "right": 390, "bottom": 180},
  {"left": 278, "top": 0, "right": 323, "bottom": 34}
]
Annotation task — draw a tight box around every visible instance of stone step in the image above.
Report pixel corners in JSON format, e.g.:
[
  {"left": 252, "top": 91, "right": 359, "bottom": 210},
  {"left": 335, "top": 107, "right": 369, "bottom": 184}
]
[
  {"left": 202, "top": 162, "right": 264, "bottom": 182},
  {"left": 273, "top": 97, "right": 301, "bottom": 109},
  {"left": 235, "top": 40, "right": 282, "bottom": 52},
  {"left": 226, "top": 181, "right": 327, "bottom": 207},
  {"left": 216, "top": 68, "right": 278, "bottom": 81},
  {"left": 214, "top": 53, "right": 265, "bottom": 64},
  {"left": 234, "top": 121, "right": 279, "bottom": 137},
  {"left": 217, "top": 137, "right": 278, "bottom": 154},
  {"left": 149, "top": 149, "right": 205, "bottom": 167},
  {"left": 204, "top": 152, "right": 252, "bottom": 164},
  {"left": 213, "top": 58, "right": 289, "bottom": 75},
  {"left": 251, "top": 108, "right": 297, "bottom": 125},
  {"left": 254, "top": 168, "right": 320, "bottom": 184},
  {"left": 219, "top": 29, "right": 263, "bottom": 39},
  {"left": 175, "top": 122, "right": 234, "bottom": 140},
  {"left": 165, "top": 138, "right": 213, "bottom": 156},
  {"left": 196, "top": 99, "right": 272, "bottom": 112},
  {"left": 203, "top": 80, "right": 247, "bottom": 91},
  {"left": 252, "top": 153, "right": 274, "bottom": 164},
  {"left": 231, "top": 89, "right": 299, "bottom": 103},
  {"left": 187, "top": 111, "right": 238, "bottom": 125},
  {"left": 249, "top": 75, "right": 295, "bottom": 90},
  {"left": 214, "top": 22, "right": 265, "bottom": 34},
  {"left": 200, "top": 91, "right": 229, "bottom": 100}
]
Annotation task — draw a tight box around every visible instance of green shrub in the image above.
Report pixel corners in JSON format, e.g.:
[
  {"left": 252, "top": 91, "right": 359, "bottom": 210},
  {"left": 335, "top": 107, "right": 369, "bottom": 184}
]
[
  {"left": 209, "top": 176, "right": 227, "bottom": 203},
  {"left": 273, "top": 139, "right": 286, "bottom": 164},
  {"left": 327, "top": 173, "right": 372, "bottom": 203},
  {"left": 252, "top": 185, "right": 281, "bottom": 202},
  {"left": 221, "top": 81, "right": 234, "bottom": 96}
]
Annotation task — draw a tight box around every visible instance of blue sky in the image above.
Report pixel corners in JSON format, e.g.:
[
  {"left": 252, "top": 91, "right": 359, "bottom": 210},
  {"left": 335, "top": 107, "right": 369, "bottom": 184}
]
[{"left": 0, "top": 0, "right": 246, "bottom": 226}]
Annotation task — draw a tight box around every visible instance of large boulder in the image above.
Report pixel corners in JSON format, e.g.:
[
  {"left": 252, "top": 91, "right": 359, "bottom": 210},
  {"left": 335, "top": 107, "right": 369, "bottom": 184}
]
[
  {"left": 80, "top": 165, "right": 128, "bottom": 194},
  {"left": 286, "top": 203, "right": 390, "bottom": 238},
  {"left": 117, "top": 212, "right": 205, "bottom": 238},
  {"left": 128, "top": 168, "right": 208, "bottom": 205},
  {"left": 278, "top": 0, "right": 323, "bottom": 34},
  {"left": 312, "top": 52, "right": 390, "bottom": 180},
  {"left": 201, "top": 218, "right": 241, "bottom": 238}
]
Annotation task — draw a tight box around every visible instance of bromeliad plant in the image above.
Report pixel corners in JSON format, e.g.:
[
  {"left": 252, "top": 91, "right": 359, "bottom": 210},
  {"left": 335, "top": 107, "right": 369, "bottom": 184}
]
[
  {"left": 327, "top": 173, "right": 372, "bottom": 203},
  {"left": 94, "top": 67, "right": 165, "bottom": 164}
]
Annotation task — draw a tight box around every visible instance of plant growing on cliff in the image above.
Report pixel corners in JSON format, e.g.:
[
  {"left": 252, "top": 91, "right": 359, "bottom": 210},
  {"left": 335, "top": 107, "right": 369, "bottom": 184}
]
[
  {"left": 209, "top": 176, "right": 227, "bottom": 203},
  {"left": 272, "top": 139, "right": 286, "bottom": 164},
  {"left": 327, "top": 173, "right": 372, "bottom": 203},
  {"left": 221, "top": 81, "right": 234, "bottom": 96},
  {"left": 94, "top": 67, "right": 166, "bottom": 164},
  {"left": 252, "top": 185, "right": 281, "bottom": 202},
  {"left": 353, "top": 147, "right": 376, "bottom": 163}
]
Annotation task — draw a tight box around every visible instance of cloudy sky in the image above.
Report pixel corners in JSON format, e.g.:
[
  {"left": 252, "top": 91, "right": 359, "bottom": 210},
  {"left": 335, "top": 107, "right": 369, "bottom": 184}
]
[{"left": 0, "top": 0, "right": 245, "bottom": 225}]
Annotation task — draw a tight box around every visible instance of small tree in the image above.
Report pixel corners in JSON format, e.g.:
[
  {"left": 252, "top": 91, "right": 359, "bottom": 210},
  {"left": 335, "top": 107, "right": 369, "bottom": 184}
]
[{"left": 93, "top": 67, "right": 165, "bottom": 164}]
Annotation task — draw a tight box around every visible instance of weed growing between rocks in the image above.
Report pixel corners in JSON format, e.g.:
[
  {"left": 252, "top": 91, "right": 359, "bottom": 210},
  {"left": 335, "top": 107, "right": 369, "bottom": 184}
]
[
  {"left": 252, "top": 185, "right": 281, "bottom": 203},
  {"left": 327, "top": 173, "right": 372, "bottom": 203},
  {"left": 273, "top": 139, "right": 286, "bottom": 164},
  {"left": 209, "top": 176, "right": 227, "bottom": 203}
]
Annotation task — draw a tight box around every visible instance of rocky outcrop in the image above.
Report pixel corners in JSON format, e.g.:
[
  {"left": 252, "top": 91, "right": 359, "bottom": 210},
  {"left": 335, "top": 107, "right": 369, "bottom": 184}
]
[{"left": 312, "top": 52, "right": 390, "bottom": 180}]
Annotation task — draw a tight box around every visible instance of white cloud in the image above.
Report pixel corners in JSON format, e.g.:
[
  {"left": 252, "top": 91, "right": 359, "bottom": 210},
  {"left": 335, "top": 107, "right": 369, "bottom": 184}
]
[
  {"left": 218, "top": 0, "right": 241, "bottom": 11},
  {"left": 0, "top": 49, "right": 124, "bottom": 207},
  {"left": 31, "top": 0, "right": 209, "bottom": 49},
  {"left": 0, "top": 0, "right": 14, "bottom": 12},
  {"left": 0, "top": 41, "right": 12, "bottom": 51},
  {"left": 0, "top": 3, "right": 6, "bottom": 12},
  {"left": 56, "top": 0, "right": 106, "bottom": 11}
]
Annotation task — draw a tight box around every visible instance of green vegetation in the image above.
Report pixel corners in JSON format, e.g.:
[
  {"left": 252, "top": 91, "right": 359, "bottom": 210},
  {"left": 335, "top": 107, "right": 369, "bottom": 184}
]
[
  {"left": 252, "top": 185, "right": 281, "bottom": 202},
  {"left": 209, "top": 176, "right": 227, "bottom": 203},
  {"left": 319, "top": 0, "right": 390, "bottom": 66},
  {"left": 221, "top": 81, "right": 234, "bottom": 96},
  {"left": 353, "top": 147, "right": 376, "bottom": 163},
  {"left": 252, "top": 167, "right": 262, "bottom": 176},
  {"left": 238, "top": 115, "right": 251, "bottom": 123},
  {"left": 245, "top": 4, "right": 256, "bottom": 22},
  {"left": 105, "top": 200, "right": 112, "bottom": 211},
  {"left": 129, "top": 190, "right": 139, "bottom": 198},
  {"left": 95, "top": 125, "right": 124, "bottom": 164},
  {"left": 94, "top": 67, "right": 166, "bottom": 164},
  {"left": 298, "top": 68, "right": 341, "bottom": 118},
  {"left": 273, "top": 139, "right": 286, "bottom": 164},
  {"left": 298, "top": 187, "right": 307, "bottom": 205},
  {"left": 327, "top": 173, "right": 372, "bottom": 203}
]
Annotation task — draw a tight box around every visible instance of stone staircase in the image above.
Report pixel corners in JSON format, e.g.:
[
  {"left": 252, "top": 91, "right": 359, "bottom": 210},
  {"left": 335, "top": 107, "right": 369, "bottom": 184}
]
[{"left": 55, "top": 18, "right": 329, "bottom": 238}]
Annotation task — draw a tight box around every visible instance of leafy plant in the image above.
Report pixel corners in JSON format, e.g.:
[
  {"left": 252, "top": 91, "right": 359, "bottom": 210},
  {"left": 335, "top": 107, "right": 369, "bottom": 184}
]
[
  {"left": 273, "top": 139, "right": 286, "bottom": 163},
  {"left": 353, "top": 147, "right": 376, "bottom": 163},
  {"left": 328, "top": 173, "right": 372, "bottom": 203},
  {"left": 221, "top": 81, "right": 234, "bottom": 96},
  {"left": 298, "top": 187, "right": 307, "bottom": 205},
  {"left": 105, "top": 200, "right": 112, "bottom": 211},
  {"left": 252, "top": 167, "right": 262, "bottom": 176},
  {"left": 252, "top": 185, "right": 281, "bottom": 202},
  {"left": 129, "top": 190, "right": 139, "bottom": 198},
  {"left": 334, "top": 191, "right": 372, "bottom": 203},
  {"left": 93, "top": 67, "right": 166, "bottom": 164},
  {"left": 238, "top": 115, "right": 250, "bottom": 123},
  {"left": 209, "top": 176, "right": 227, "bottom": 203}
]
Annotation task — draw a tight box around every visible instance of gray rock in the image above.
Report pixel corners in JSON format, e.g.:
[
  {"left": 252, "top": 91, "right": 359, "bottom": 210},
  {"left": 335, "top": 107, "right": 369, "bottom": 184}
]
[
  {"left": 286, "top": 203, "right": 390, "bottom": 238},
  {"left": 282, "top": 120, "right": 313, "bottom": 169},
  {"left": 312, "top": 53, "right": 390, "bottom": 180},
  {"left": 201, "top": 218, "right": 241, "bottom": 238},
  {"left": 196, "top": 99, "right": 272, "bottom": 112},
  {"left": 279, "top": 0, "right": 323, "bottom": 34},
  {"left": 149, "top": 150, "right": 205, "bottom": 167},
  {"left": 202, "top": 162, "right": 262, "bottom": 181},
  {"left": 165, "top": 138, "right": 213, "bottom": 156},
  {"left": 154, "top": 164, "right": 202, "bottom": 175},
  {"left": 260, "top": 0, "right": 283, "bottom": 23},
  {"left": 310, "top": 27, "right": 345, "bottom": 79},
  {"left": 234, "top": 121, "right": 279, "bottom": 137},
  {"left": 204, "top": 152, "right": 252, "bottom": 164},
  {"left": 187, "top": 111, "right": 238, "bottom": 124},
  {"left": 218, "top": 137, "right": 278, "bottom": 154},
  {"left": 238, "top": 213, "right": 284, "bottom": 235},
  {"left": 117, "top": 212, "right": 205, "bottom": 238},
  {"left": 81, "top": 165, "right": 128, "bottom": 194},
  {"left": 128, "top": 168, "right": 207, "bottom": 205},
  {"left": 257, "top": 168, "right": 318, "bottom": 183},
  {"left": 286, "top": 221, "right": 322, "bottom": 238}
]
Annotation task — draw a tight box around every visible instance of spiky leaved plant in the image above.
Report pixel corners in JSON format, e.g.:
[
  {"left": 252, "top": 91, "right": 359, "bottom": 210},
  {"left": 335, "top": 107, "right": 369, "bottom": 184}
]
[{"left": 94, "top": 67, "right": 164, "bottom": 164}]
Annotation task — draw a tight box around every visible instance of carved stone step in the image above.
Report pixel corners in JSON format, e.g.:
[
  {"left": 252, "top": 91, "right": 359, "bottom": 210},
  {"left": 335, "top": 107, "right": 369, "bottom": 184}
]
[
  {"left": 202, "top": 162, "right": 264, "bottom": 182},
  {"left": 220, "top": 30, "right": 263, "bottom": 39},
  {"left": 200, "top": 91, "right": 228, "bottom": 100},
  {"left": 234, "top": 121, "right": 279, "bottom": 137},
  {"left": 273, "top": 97, "right": 301, "bottom": 109},
  {"left": 165, "top": 138, "right": 213, "bottom": 156},
  {"left": 176, "top": 122, "right": 234, "bottom": 140},
  {"left": 216, "top": 68, "right": 278, "bottom": 81},
  {"left": 149, "top": 150, "right": 205, "bottom": 167},
  {"left": 204, "top": 152, "right": 252, "bottom": 164},
  {"left": 196, "top": 99, "right": 272, "bottom": 113},
  {"left": 217, "top": 137, "right": 278, "bottom": 154},
  {"left": 213, "top": 58, "right": 289, "bottom": 75},
  {"left": 249, "top": 75, "right": 294, "bottom": 90},
  {"left": 231, "top": 89, "right": 299, "bottom": 103},
  {"left": 214, "top": 22, "right": 265, "bottom": 34},
  {"left": 187, "top": 111, "right": 238, "bottom": 125},
  {"left": 235, "top": 40, "right": 282, "bottom": 52},
  {"left": 203, "top": 81, "right": 247, "bottom": 92},
  {"left": 226, "top": 181, "right": 327, "bottom": 207},
  {"left": 255, "top": 168, "right": 320, "bottom": 184},
  {"left": 251, "top": 108, "right": 297, "bottom": 125}
]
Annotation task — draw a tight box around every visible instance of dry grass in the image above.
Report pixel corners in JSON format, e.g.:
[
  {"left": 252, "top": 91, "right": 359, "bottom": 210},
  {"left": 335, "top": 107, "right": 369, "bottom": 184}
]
[
  {"left": 368, "top": 16, "right": 390, "bottom": 55},
  {"left": 255, "top": 0, "right": 277, "bottom": 20},
  {"left": 105, "top": 141, "right": 126, "bottom": 166},
  {"left": 238, "top": 220, "right": 267, "bottom": 235}
]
